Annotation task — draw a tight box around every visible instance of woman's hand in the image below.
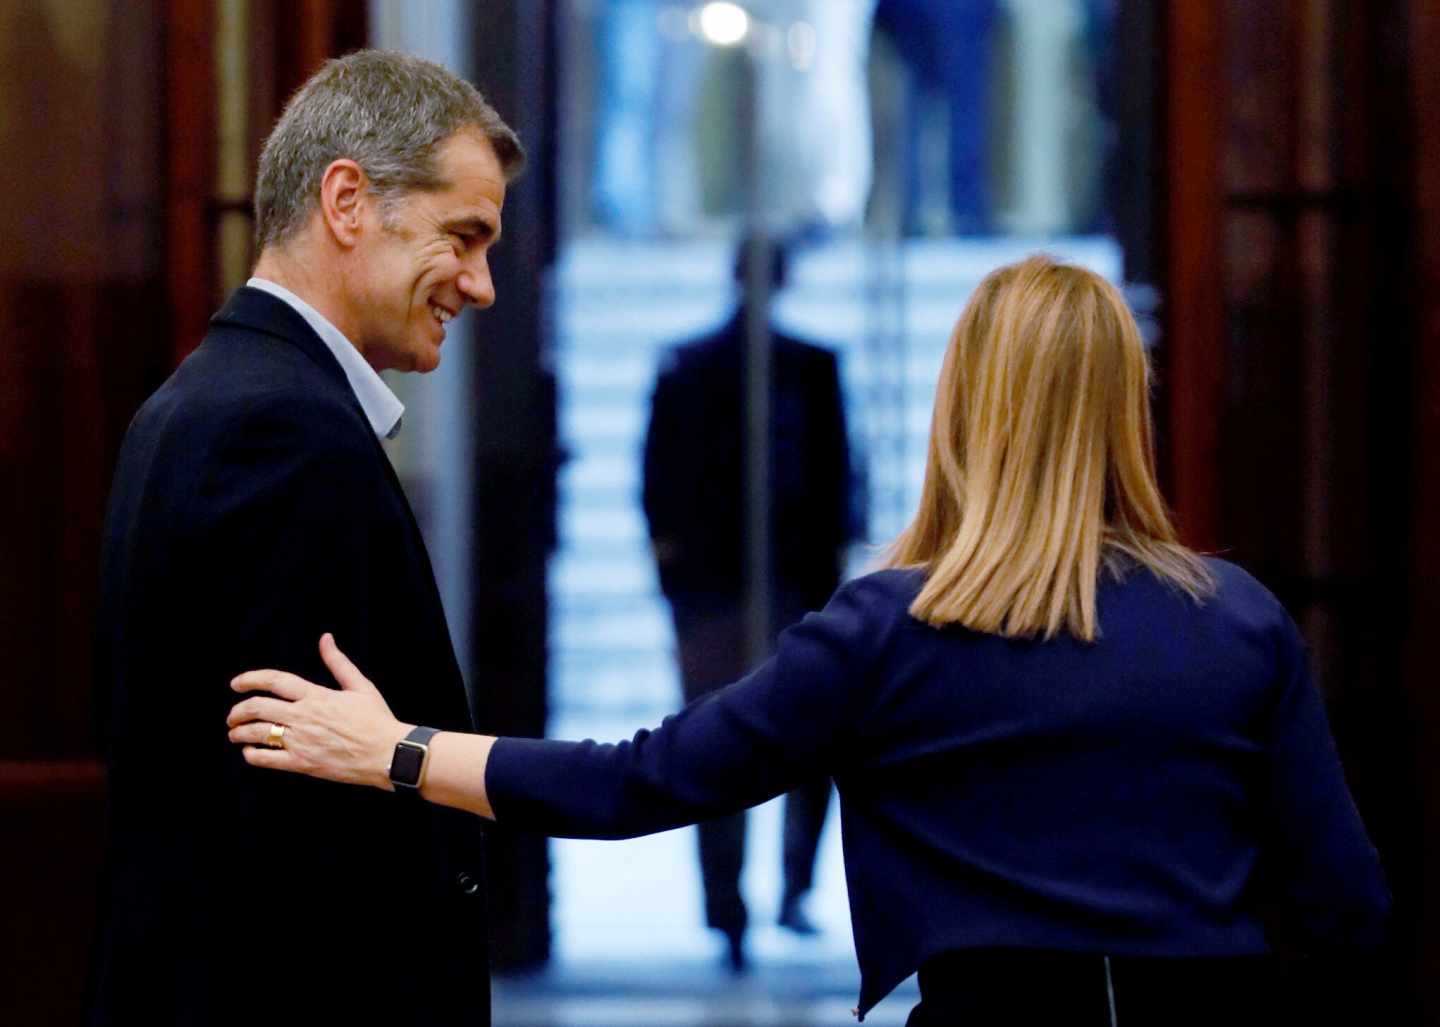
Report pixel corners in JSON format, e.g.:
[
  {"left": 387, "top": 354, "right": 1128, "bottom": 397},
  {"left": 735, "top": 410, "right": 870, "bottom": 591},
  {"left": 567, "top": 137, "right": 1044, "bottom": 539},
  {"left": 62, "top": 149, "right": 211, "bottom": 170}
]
[{"left": 227, "top": 633, "right": 412, "bottom": 791}]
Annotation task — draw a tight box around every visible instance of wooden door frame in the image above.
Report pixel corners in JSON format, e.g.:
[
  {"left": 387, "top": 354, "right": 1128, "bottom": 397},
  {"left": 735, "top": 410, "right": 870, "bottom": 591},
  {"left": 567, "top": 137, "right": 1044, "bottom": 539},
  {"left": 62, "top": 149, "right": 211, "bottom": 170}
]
[{"left": 1158, "top": 3, "right": 1224, "bottom": 553}]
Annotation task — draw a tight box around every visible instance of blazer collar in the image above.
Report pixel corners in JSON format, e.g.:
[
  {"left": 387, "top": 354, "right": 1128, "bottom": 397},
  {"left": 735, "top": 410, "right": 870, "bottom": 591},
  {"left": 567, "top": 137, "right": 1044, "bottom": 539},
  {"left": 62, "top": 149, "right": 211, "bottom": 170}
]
[{"left": 211, "top": 285, "right": 349, "bottom": 391}]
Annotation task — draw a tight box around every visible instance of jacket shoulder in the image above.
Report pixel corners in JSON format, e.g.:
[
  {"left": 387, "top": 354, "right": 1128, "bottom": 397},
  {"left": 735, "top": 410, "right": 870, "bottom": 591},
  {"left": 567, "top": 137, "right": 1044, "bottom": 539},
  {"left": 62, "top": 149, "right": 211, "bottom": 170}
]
[
  {"left": 659, "top": 327, "right": 727, "bottom": 372},
  {"left": 842, "top": 566, "right": 926, "bottom": 604},
  {"left": 778, "top": 332, "right": 837, "bottom": 362},
  {"left": 1200, "top": 556, "right": 1294, "bottom": 629},
  {"left": 145, "top": 328, "right": 364, "bottom": 445},
  {"left": 826, "top": 567, "right": 926, "bottom": 644},
  {"left": 1154, "top": 557, "right": 1306, "bottom": 688}
]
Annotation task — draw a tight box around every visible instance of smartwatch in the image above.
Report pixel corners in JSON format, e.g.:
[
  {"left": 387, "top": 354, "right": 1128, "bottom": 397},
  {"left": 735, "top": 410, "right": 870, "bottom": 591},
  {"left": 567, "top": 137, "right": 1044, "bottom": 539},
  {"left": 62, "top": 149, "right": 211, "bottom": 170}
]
[{"left": 389, "top": 726, "right": 440, "bottom": 795}]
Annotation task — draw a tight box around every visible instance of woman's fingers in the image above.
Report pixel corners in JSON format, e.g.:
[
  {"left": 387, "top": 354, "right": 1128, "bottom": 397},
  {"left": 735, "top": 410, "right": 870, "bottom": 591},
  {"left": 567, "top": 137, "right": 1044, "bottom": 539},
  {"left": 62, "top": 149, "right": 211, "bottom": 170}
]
[
  {"left": 319, "top": 633, "right": 379, "bottom": 695},
  {"left": 231, "top": 669, "right": 311, "bottom": 700},
  {"left": 224, "top": 646, "right": 400, "bottom": 790},
  {"left": 240, "top": 745, "right": 300, "bottom": 772},
  {"left": 227, "top": 695, "right": 294, "bottom": 729},
  {"left": 228, "top": 722, "right": 283, "bottom": 746}
]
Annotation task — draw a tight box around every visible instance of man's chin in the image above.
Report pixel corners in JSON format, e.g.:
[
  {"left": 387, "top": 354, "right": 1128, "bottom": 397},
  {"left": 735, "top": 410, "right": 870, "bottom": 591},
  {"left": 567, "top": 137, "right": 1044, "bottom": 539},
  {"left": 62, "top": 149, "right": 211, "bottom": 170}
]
[{"left": 412, "top": 347, "right": 442, "bottom": 374}]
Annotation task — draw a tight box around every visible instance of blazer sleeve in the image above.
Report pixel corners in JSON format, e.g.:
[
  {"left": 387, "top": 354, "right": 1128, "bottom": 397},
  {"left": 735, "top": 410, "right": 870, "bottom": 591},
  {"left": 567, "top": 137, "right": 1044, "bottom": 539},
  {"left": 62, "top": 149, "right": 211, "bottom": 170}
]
[
  {"left": 485, "top": 578, "right": 889, "bottom": 838},
  {"left": 186, "top": 396, "right": 393, "bottom": 881},
  {"left": 1260, "top": 616, "right": 1391, "bottom": 949}
]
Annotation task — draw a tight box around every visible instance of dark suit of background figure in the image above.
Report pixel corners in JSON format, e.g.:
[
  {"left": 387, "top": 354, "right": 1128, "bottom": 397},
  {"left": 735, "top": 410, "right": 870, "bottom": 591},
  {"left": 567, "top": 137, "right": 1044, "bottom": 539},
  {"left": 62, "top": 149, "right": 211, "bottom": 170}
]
[
  {"left": 874, "top": 0, "right": 1000, "bottom": 234},
  {"left": 90, "top": 288, "right": 490, "bottom": 1025},
  {"left": 642, "top": 304, "right": 861, "bottom": 947}
]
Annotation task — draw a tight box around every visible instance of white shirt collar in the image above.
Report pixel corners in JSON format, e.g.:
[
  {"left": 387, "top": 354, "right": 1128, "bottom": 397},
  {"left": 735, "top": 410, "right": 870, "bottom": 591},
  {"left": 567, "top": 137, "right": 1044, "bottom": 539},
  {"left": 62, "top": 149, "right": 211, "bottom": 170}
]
[{"left": 246, "top": 277, "right": 405, "bottom": 440}]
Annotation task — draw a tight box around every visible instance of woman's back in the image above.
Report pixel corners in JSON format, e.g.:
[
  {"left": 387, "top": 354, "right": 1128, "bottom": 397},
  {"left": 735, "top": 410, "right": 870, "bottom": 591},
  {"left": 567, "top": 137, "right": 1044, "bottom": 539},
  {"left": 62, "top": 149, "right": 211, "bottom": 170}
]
[
  {"left": 830, "top": 558, "right": 1387, "bottom": 1012},
  {"left": 487, "top": 555, "right": 1388, "bottom": 1016}
]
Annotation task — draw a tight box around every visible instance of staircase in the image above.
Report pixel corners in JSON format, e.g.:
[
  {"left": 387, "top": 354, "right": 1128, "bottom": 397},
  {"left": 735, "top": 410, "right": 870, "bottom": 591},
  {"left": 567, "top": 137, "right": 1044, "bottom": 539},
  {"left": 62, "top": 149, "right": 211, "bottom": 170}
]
[{"left": 548, "top": 234, "right": 1122, "bottom": 718}]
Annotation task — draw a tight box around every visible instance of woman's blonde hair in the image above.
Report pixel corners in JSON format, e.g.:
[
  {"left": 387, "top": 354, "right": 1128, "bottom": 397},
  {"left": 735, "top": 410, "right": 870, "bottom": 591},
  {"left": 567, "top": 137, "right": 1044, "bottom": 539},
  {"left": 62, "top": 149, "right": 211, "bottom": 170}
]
[{"left": 885, "top": 254, "right": 1213, "bottom": 642}]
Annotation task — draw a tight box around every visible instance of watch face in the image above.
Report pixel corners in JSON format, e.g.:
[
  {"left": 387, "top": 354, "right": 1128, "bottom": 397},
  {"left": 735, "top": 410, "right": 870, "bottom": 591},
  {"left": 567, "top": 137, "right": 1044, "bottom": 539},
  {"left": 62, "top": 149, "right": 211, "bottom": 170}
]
[{"left": 391, "top": 742, "right": 426, "bottom": 787}]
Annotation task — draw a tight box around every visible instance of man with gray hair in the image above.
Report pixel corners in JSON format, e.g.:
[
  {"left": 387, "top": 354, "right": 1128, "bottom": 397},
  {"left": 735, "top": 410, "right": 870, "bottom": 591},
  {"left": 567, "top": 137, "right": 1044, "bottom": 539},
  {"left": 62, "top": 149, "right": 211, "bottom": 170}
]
[{"left": 90, "top": 50, "right": 522, "bottom": 1025}]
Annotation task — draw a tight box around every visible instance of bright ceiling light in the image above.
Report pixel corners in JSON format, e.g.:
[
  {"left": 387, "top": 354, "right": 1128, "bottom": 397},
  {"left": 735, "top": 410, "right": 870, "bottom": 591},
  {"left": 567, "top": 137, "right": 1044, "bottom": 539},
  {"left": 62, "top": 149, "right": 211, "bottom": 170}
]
[{"left": 696, "top": 2, "right": 750, "bottom": 47}]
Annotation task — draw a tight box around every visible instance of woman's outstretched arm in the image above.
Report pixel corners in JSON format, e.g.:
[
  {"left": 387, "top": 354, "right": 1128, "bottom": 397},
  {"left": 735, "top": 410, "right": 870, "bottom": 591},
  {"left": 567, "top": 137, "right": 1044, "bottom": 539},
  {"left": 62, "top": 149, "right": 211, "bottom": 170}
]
[{"left": 229, "top": 578, "right": 895, "bottom": 838}]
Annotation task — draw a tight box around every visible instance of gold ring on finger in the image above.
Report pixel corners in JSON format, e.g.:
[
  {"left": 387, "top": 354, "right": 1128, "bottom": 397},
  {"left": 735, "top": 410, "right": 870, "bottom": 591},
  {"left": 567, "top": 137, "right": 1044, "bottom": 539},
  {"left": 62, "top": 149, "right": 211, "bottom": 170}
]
[{"left": 266, "top": 723, "right": 286, "bottom": 749}]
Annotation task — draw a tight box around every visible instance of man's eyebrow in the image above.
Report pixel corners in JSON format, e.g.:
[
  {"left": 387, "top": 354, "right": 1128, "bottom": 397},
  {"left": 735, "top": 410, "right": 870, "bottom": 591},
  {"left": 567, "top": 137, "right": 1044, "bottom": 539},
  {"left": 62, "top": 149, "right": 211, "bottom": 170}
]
[{"left": 444, "top": 215, "right": 500, "bottom": 242}]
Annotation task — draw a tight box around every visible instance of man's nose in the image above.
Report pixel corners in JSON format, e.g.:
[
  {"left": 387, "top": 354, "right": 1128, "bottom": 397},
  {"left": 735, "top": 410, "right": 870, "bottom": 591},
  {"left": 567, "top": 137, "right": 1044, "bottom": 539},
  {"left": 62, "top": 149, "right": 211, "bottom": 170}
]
[{"left": 458, "top": 260, "right": 495, "bottom": 309}]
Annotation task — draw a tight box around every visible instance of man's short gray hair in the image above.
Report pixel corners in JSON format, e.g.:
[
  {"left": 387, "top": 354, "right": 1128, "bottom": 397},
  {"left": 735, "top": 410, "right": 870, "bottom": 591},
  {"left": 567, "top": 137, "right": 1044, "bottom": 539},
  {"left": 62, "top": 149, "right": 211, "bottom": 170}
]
[{"left": 254, "top": 49, "right": 525, "bottom": 251}]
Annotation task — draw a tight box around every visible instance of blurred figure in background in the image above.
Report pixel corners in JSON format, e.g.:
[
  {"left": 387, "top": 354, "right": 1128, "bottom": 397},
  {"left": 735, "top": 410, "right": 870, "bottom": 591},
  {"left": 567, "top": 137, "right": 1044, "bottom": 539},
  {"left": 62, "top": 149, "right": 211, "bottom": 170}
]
[
  {"left": 872, "top": 0, "right": 1000, "bottom": 235},
  {"left": 641, "top": 236, "right": 863, "bottom": 967},
  {"left": 591, "top": 0, "right": 703, "bottom": 235}
]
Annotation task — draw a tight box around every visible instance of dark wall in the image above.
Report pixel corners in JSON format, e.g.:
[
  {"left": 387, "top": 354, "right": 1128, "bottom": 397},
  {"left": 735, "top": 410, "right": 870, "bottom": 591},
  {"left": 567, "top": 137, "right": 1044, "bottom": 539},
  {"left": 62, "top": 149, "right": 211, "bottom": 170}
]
[
  {"left": 0, "top": 3, "right": 370, "bottom": 1021},
  {"left": 0, "top": 3, "right": 169, "bottom": 1022},
  {"left": 1406, "top": 1, "right": 1440, "bottom": 1020},
  {"left": 1164, "top": 1, "right": 1433, "bottom": 1021}
]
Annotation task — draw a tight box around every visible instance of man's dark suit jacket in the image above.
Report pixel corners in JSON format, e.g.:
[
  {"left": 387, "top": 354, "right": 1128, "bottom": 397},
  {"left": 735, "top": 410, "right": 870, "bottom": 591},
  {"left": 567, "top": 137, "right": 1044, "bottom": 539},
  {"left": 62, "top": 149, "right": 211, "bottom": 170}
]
[
  {"left": 90, "top": 288, "right": 489, "bottom": 1025},
  {"left": 642, "top": 311, "right": 858, "bottom": 613}
]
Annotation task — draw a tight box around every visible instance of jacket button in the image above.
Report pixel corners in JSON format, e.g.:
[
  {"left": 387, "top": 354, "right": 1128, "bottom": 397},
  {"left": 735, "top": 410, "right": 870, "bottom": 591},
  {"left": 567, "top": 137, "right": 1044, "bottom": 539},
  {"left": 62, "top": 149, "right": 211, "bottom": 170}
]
[{"left": 457, "top": 872, "right": 480, "bottom": 896}]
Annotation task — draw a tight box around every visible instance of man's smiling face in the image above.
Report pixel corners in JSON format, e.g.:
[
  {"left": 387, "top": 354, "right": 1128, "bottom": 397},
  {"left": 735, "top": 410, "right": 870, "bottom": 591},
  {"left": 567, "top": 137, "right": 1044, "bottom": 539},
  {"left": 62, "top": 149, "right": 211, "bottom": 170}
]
[{"left": 348, "top": 130, "right": 507, "bottom": 373}]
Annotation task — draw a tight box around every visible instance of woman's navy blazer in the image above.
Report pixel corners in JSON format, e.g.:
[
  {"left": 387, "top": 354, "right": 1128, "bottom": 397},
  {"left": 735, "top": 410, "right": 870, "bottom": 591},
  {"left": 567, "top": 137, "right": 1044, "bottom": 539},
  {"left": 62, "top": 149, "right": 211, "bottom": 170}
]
[{"left": 487, "top": 559, "right": 1390, "bottom": 1018}]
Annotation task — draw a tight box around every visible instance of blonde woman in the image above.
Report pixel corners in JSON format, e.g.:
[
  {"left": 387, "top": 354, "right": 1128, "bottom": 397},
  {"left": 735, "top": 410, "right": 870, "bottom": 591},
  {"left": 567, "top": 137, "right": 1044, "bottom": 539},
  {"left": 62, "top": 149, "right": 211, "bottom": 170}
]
[{"left": 227, "top": 256, "right": 1388, "bottom": 1025}]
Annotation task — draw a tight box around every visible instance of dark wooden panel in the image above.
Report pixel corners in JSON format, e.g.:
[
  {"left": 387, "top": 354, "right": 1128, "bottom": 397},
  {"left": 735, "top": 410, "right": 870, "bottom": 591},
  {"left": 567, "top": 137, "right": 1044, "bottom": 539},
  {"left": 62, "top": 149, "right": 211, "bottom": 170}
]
[
  {"left": 272, "top": 0, "right": 370, "bottom": 109},
  {"left": 0, "top": 766, "right": 106, "bottom": 1026},
  {"left": 0, "top": 277, "right": 170, "bottom": 762},
  {"left": 1222, "top": 0, "right": 1294, "bottom": 195},
  {"left": 1216, "top": 208, "right": 1305, "bottom": 572},
  {"left": 164, "top": 0, "right": 216, "bottom": 364},
  {"left": 1197, "top": 2, "right": 1422, "bottom": 1020},
  {"left": 0, "top": 2, "right": 373, "bottom": 1020},
  {"left": 1407, "top": 0, "right": 1440, "bottom": 1017},
  {"left": 1161, "top": 1, "right": 1224, "bottom": 551}
]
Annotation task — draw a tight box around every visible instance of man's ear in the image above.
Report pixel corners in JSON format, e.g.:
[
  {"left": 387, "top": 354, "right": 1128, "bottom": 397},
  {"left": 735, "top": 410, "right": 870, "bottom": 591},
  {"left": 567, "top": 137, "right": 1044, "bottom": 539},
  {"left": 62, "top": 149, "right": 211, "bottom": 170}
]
[{"left": 318, "top": 158, "right": 367, "bottom": 247}]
